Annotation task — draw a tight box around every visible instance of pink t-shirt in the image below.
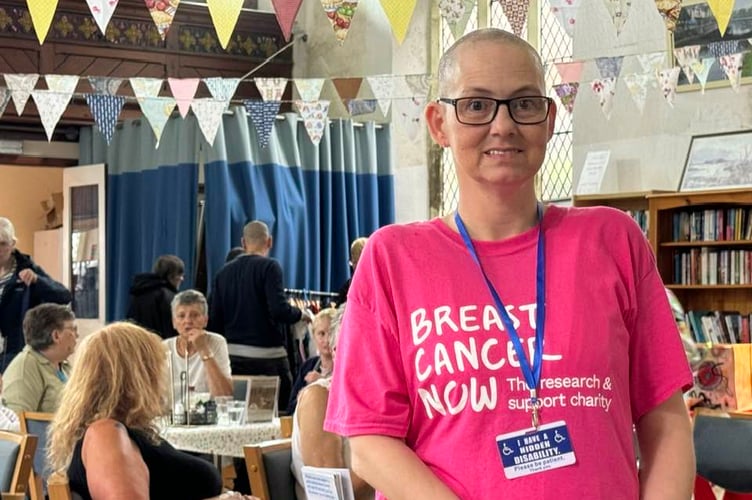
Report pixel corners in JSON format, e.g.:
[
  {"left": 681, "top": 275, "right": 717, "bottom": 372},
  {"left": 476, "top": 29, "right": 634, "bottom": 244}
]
[{"left": 324, "top": 205, "right": 693, "bottom": 499}]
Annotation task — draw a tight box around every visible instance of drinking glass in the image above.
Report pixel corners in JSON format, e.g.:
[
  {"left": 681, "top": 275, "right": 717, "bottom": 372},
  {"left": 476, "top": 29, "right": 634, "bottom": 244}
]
[{"left": 227, "top": 400, "right": 245, "bottom": 426}]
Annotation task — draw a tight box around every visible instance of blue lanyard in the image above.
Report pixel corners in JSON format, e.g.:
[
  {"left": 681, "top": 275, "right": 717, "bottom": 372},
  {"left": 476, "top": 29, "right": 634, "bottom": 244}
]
[
  {"left": 56, "top": 367, "right": 67, "bottom": 383},
  {"left": 454, "top": 205, "right": 546, "bottom": 426}
]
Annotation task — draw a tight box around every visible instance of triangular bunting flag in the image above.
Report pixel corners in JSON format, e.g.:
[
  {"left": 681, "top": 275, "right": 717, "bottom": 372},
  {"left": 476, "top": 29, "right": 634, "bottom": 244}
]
[
  {"left": 720, "top": 53, "right": 744, "bottom": 92},
  {"left": 4, "top": 74, "right": 40, "bottom": 116},
  {"left": 145, "top": 0, "right": 180, "bottom": 40},
  {"left": 204, "top": 77, "right": 241, "bottom": 110},
  {"left": 244, "top": 99, "right": 281, "bottom": 148},
  {"left": 552, "top": 82, "right": 579, "bottom": 114},
  {"left": 499, "top": 0, "right": 531, "bottom": 37},
  {"left": 655, "top": 0, "right": 681, "bottom": 32},
  {"left": 332, "top": 77, "right": 362, "bottom": 102},
  {"left": 656, "top": 67, "right": 680, "bottom": 107},
  {"left": 0, "top": 88, "right": 9, "bottom": 118},
  {"left": 271, "top": 0, "right": 304, "bottom": 42},
  {"left": 707, "top": 40, "right": 741, "bottom": 58},
  {"left": 26, "top": 0, "right": 59, "bottom": 44},
  {"left": 168, "top": 77, "right": 200, "bottom": 118},
  {"left": 294, "top": 100, "right": 330, "bottom": 145},
  {"left": 320, "top": 0, "right": 359, "bottom": 44},
  {"left": 347, "top": 99, "right": 377, "bottom": 117},
  {"left": 86, "top": 0, "right": 119, "bottom": 35},
  {"left": 590, "top": 77, "right": 617, "bottom": 120},
  {"left": 398, "top": 96, "right": 426, "bottom": 142},
  {"left": 45, "top": 75, "right": 79, "bottom": 94},
  {"left": 691, "top": 58, "right": 716, "bottom": 94},
  {"left": 206, "top": 0, "right": 243, "bottom": 50},
  {"left": 130, "top": 77, "right": 164, "bottom": 100},
  {"left": 294, "top": 78, "right": 325, "bottom": 102},
  {"left": 674, "top": 45, "right": 701, "bottom": 84},
  {"left": 88, "top": 76, "right": 123, "bottom": 95},
  {"left": 549, "top": 0, "right": 581, "bottom": 37},
  {"left": 254, "top": 77, "right": 288, "bottom": 101},
  {"left": 439, "top": 0, "right": 476, "bottom": 40},
  {"left": 595, "top": 56, "right": 624, "bottom": 79},
  {"left": 366, "top": 75, "right": 394, "bottom": 117},
  {"left": 622, "top": 73, "right": 651, "bottom": 113},
  {"left": 138, "top": 96, "right": 176, "bottom": 147},
  {"left": 31, "top": 91, "right": 72, "bottom": 141},
  {"left": 405, "top": 74, "right": 432, "bottom": 97},
  {"left": 554, "top": 61, "right": 584, "bottom": 84},
  {"left": 191, "top": 98, "right": 226, "bottom": 146},
  {"left": 379, "top": 0, "right": 417, "bottom": 44},
  {"left": 602, "top": 0, "right": 632, "bottom": 35},
  {"left": 707, "top": 0, "right": 735, "bottom": 37},
  {"left": 86, "top": 94, "right": 126, "bottom": 145}
]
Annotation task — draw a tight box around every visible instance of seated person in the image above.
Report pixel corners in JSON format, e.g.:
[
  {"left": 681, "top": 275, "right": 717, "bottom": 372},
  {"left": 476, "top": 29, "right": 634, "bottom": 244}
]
[
  {"left": 287, "top": 308, "right": 336, "bottom": 414},
  {"left": 3, "top": 303, "right": 77, "bottom": 413},
  {"left": 291, "top": 305, "right": 374, "bottom": 500},
  {"left": 165, "top": 290, "right": 232, "bottom": 405},
  {"left": 47, "top": 322, "right": 257, "bottom": 500}
]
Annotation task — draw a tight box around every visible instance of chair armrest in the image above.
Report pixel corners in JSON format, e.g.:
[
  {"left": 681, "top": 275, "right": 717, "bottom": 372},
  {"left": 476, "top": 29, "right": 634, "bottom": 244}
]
[{"left": 2, "top": 493, "right": 26, "bottom": 500}]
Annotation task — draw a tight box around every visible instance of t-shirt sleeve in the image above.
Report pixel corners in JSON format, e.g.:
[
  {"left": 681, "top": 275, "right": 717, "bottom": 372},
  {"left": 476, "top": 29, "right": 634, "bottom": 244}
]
[{"left": 212, "top": 335, "right": 232, "bottom": 379}]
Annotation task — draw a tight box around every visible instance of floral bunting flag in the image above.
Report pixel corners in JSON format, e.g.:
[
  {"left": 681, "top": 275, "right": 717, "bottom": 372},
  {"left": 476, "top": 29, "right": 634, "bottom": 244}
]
[
  {"left": 191, "top": 98, "right": 227, "bottom": 146},
  {"left": 139, "top": 97, "right": 176, "bottom": 147},
  {"left": 145, "top": 0, "right": 180, "bottom": 40},
  {"left": 602, "top": 0, "right": 632, "bottom": 35},
  {"left": 167, "top": 77, "right": 199, "bottom": 118},
  {"left": 85, "top": 94, "right": 126, "bottom": 145},
  {"left": 595, "top": 56, "right": 624, "bottom": 79},
  {"left": 655, "top": 0, "right": 681, "bottom": 32},
  {"left": 549, "top": 0, "right": 581, "bottom": 38},
  {"left": 26, "top": 0, "right": 59, "bottom": 44},
  {"left": 405, "top": 74, "right": 432, "bottom": 97},
  {"left": 366, "top": 75, "right": 395, "bottom": 117},
  {"left": 379, "top": 0, "right": 418, "bottom": 44},
  {"left": 130, "top": 77, "right": 163, "bottom": 100},
  {"left": 0, "top": 88, "right": 9, "bottom": 118},
  {"left": 294, "top": 78, "right": 325, "bottom": 101},
  {"left": 254, "top": 78, "right": 288, "bottom": 101},
  {"left": 5, "top": 74, "right": 40, "bottom": 115},
  {"left": 720, "top": 53, "right": 744, "bottom": 92},
  {"left": 439, "top": 0, "right": 476, "bottom": 40},
  {"left": 707, "top": 40, "right": 741, "bottom": 58},
  {"left": 86, "top": 0, "right": 119, "bottom": 35},
  {"left": 690, "top": 58, "right": 715, "bottom": 94},
  {"left": 88, "top": 76, "right": 123, "bottom": 95},
  {"left": 46, "top": 75, "right": 79, "bottom": 95},
  {"left": 244, "top": 99, "right": 281, "bottom": 148},
  {"left": 590, "top": 77, "right": 616, "bottom": 120},
  {"left": 636, "top": 51, "right": 666, "bottom": 75},
  {"left": 204, "top": 77, "right": 241, "bottom": 110},
  {"left": 622, "top": 73, "right": 651, "bottom": 113},
  {"left": 320, "top": 0, "right": 359, "bottom": 44},
  {"left": 206, "top": 0, "right": 243, "bottom": 50},
  {"left": 707, "top": 0, "right": 735, "bottom": 37},
  {"left": 554, "top": 61, "right": 584, "bottom": 84},
  {"left": 673, "top": 45, "right": 701, "bottom": 84},
  {"left": 31, "top": 91, "right": 72, "bottom": 141},
  {"left": 271, "top": 0, "right": 304, "bottom": 41},
  {"left": 295, "top": 100, "right": 330, "bottom": 145},
  {"left": 397, "top": 96, "right": 425, "bottom": 142},
  {"left": 347, "top": 98, "right": 377, "bottom": 116},
  {"left": 552, "top": 82, "right": 579, "bottom": 114},
  {"left": 499, "top": 0, "right": 531, "bottom": 37},
  {"left": 657, "top": 67, "right": 680, "bottom": 107}
]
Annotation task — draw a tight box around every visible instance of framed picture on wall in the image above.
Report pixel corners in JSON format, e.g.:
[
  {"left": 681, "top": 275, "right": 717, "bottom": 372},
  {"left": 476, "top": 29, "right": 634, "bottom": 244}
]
[
  {"left": 672, "top": 0, "right": 752, "bottom": 91},
  {"left": 679, "top": 131, "right": 752, "bottom": 191}
]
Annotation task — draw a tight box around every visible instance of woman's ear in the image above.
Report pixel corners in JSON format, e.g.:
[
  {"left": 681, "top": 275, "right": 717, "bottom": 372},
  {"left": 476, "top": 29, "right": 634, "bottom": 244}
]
[{"left": 425, "top": 101, "right": 449, "bottom": 148}]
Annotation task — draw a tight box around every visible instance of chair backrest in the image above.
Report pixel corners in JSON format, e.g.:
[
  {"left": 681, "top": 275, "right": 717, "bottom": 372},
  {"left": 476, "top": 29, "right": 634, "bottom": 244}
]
[
  {"left": 47, "top": 472, "right": 72, "bottom": 500},
  {"left": 694, "top": 409, "right": 752, "bottom": 493},
  {"left": 0, "top": 430, "right": 37, "bottom": 495},
  {"left": 243, "top": 438, "right": 294, "bottom": 500},
  {"left": 19, "top": 412, "right": 54, "bottom": 479}
]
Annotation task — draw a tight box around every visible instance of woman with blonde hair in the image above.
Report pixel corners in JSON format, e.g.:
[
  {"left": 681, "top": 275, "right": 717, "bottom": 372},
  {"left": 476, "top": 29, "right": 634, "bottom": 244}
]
[{"left": 48, "top": 322, "right": 256, "bottom": 500}]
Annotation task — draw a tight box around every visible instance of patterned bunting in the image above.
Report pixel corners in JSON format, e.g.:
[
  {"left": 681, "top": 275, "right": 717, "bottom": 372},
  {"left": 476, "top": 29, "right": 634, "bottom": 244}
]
[
  {"left": 271, "top": 0, "right": 304, "bottom": 41},
  {"left": 254, "top": 78, "right": 288, "bottom": 101},
  {"left": 26, "top": 0, "right": 59, "bottom": 44},
  {"left": 439, "top": 0, "right": 476, "bottom": 41},
  {"left": 405, "top": 74, "right": 432, "bottom": 97},
  {"left": 552, "top": 82, "right": 579, "bottom": 114},
  {"left": 191, "top": 98, "right": 227, "bottom": 146},
  {"left": 31, "top": 90, "right": 73, "bottom": 141},
  {"left": 204, "top": 77, "right": 241, "bottom": 110},
  {"left": 347, "top": 99, "right": 377, "bottom": 116},
  {"left": 707, "top": 40, "right": 741, "bottom": 58},
  {"left": 720, "top": 53, "right": 744, "bottom": 92},
  {"left": 295, "top": 100, "right": 330, "bottom": 145},
  {"left": 499, "top": 0, "right": 531, "bottom": 37},
  {"left": 707, "top": 0, "right": 735, "bottom": 37},
  {"left": 379, "top": 0, "right": 418, "bottom": 44},
  {"left": 622, "top": 73, "right": 651, "bottom": 113},
  {"left": 690, "top": 58, "right": 715, "bottom": 94},
  {"left": 130, "top": 77, "right": 164, "bottom": 100},
  {"left": 167, "top": 77, "right": 200, "bottom": 118},
  {"left": 602, "top": 0, "right": 632, "bottom": 35},
  {"left": 332, "top": 77, "right": 362, "bottom": 101},
  {"left": 86, "top": 94, "right": 126, "bottom": 145},
  {"left": 138, "top": 97, "right": 176, "bottom": 147},
  {"left": 595, "top": 56, "right": 624, "bottom": 79},
  {"left": 206, "top": 0, "right": 243, "bottom": 49},
  {"left": 655, "top": 0, "right": 681, "bottom": 32},
  {"left": 46, "top": 75, "right": 79, "bottom": 94},
  {"left": 320, "top": 0, "right": 359, "bottom": 44},
  {"left": 590, "top": 77, "right": 616, "bottom": 120},
  {"left": 397, "top": 96, "right": 426, "bottom": 142},
  {"left": 5, "top": 74, "right": 39, "bottom": 115},
  {"left": 88, "top": 76, "right": 123, "bottom": 95},
  {"left": 86, "top": 0, "right": 119, "bottom": 35},
  {"left": 366, "top": 75, "right": 395, "bottom": 117},
  {"left": 674, "top": 46, "right": 701, "bottom": 84},
  {"left": 0, "top": 88, "right": 9, "bottom": 118},
  {"left": 295, "top": 78, "right": 325, "bottom": 102},
  {"left": 554, "top": 61, "right": 583, "bottom": 84},
  {"left": 145, "top": 0, "right": 180, "bottom": 40},
  {"left": 657, "top": 67, "right": 680, "bottom": 107},
  {"left": 636, "top": 51, "right": 666, "bottom": 75},
  {"left": 549, "top": 0, "right": 581, "bottom": 38},
  {"left": 244, "top": 99, "right": 281, "bottom": 148}
]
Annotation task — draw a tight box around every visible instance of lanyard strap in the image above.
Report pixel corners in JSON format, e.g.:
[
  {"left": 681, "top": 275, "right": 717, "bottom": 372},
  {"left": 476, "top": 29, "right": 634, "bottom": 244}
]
[{"left": 454, "top": 205, "right": 546, "bottom": 405}]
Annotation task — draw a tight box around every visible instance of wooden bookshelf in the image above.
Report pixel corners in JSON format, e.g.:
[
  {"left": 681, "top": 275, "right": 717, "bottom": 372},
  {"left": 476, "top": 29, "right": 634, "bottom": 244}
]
[{"left": 573, "top": 190, "right": 672, "bottom": 235}]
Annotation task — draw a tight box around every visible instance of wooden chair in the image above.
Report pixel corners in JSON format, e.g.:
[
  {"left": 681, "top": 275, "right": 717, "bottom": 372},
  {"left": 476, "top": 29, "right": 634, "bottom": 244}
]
[
  {"left": 279, "top": 416, "right": 293, "bottom": 439},
  {"left": 18, "top": 411, "right": 54, "bottom": 500},
  {"left": 694, "top": 408, "right": 752, "bottom": 497},
  {"left": 243, "top": 438, "right": 294, "bottom": 500},
  {"left": 47, "top": 472, "right": 72, "bottom": 500},
  {"left": 0, "top": 430, "right": 37, "bottom": 497}
]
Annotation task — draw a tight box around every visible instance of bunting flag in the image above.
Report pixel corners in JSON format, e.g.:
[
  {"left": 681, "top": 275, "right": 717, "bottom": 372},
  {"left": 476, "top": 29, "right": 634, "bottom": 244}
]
[
  {"left": 31, "top": 89, "right": 75, "bottom": 141},
  {"left": 129, "top": 77, "right": 164, "bottom": 100},
  {"left": 366, "top": 75, "right": 395, "bottom": 117},
  {"left": 655, "top": 0, "right": 681, "bottom": 32},
  {"left": 499, "top": 0, "right": 531, "bottom": 37},
  {"left": 379, "top": 0, "right": 417, "bottom": 44},
  {"left": 720, "top": 53, "right": 744, "bottom": 92},
  {"left": 405, "top": 74, "right": 432, "bottom": 97},
  {"left": 707, "top": 0, "right": 735, "bottom": 37},
  {"left": 26, "top": 0, "right": 59, "bottom": 44},
  {"left": 5, "top": 74, "right": 39, "bottom": 115},
  {"left": 332, "top": 77, "right": 362, "bottom": 102},
  {"left": 46, "top": 75, "right": 79, "bottom": 94},
  {"left": 145, "top": 0, "right": 180, "bottom": 40},
  {"left": 191, "top": 98, "right": 227, "bottom": 146},
  {"left": 295, "top": 100, "right": 330, "bottom": 145},
  {"left": 636, "top": 51, "right": 666, "bottom": 75},
  {"left": 271, "top": 0, "right": 304, "bottom": 41},
  {"left": 595, "top": 56, "right": 624, "bottom": 79},
  {"left": 622, "top": 73, "right": 651, "bottom": 113},
  {"left": 347, "top": 98, "right": 377, "bottom": 116},
  {"left": 167, "top": 77, "right": 200, "bottom": 118},
  {"left": 657, "top": 67, "right": 680, "bottom": 107},
  {"left": 554, "top": 61, "right": 584, "bottom": 84},
  {"left": 674, "top": 45, "right": 701, "bottom": 84},
  {"left": 295, "top": 78, "right": 325, "bottom": 101},
  {"left": 691, "top": 58, "right": 715, "bottom": 94},
  {"left": 439, "top": 0, "right": 476, "bottom": 41},
  {"left": 320, "top": 1, "right": 359, "bottom": 44},
  {"left": 552, "top": 82, "right": 579, "bottom": 114},
  {"left": 0, "top": 88, "right": 9, "bottom": 118},
  {"left": 707, "top": 40, "right": 740, "bottom": 58},
  {"left": 549, "top": 0, "right": 581, "bottom": 37},
  {"left": 204, "top": 77, "right": 241, "bottom": 110},
  {"left": 86, "top": 94, "right": 126, "bottom": 145},
  {"left": 254, "top": 77, "right": 288, "bottom": 101},
  {"left": 398, "top": 96, "right": 426, "bottom": 142},
  {"left": 88, "top": 76, "right": 123, "bottom": 95},
  {"left": 602, "top": 0, "right": 632, "bottom": 35},
  {"left": 590, "top": 77, "right": 616, "bottom": 120},
  {"left": 86, "top": 0, "right": 119, "bottom": 35},
  {"left": 244, "top": 99, "right": 281, "bottom": 148},
  {"left": 206, "top": 0, "right": 243, "bottom": 50},
  {"left": 139, "top": 96, "right": 176, "bottom": 147}
]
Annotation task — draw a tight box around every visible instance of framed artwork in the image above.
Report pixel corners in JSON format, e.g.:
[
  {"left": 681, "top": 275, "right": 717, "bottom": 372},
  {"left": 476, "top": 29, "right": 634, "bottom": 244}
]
[
  {"left": 680, "top": 131, "right": 752, "bottom": 191},
  {"left": 672, "top": 0, "right": 752, "bottom": 91}
]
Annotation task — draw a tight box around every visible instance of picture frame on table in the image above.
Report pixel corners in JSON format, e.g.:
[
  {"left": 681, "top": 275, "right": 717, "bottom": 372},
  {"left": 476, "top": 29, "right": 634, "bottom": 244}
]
[
  {"left": 679, "top": 131, "right": 752, "bottom": 191},
  {"left": 671, "top": 0, "right": 752, "bottom": 91}
]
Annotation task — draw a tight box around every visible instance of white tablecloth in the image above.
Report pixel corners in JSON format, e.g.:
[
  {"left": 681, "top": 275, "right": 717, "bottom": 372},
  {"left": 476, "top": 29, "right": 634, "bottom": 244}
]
[{"left": 161, "top": 420, "right": 281, "bottom": 457}]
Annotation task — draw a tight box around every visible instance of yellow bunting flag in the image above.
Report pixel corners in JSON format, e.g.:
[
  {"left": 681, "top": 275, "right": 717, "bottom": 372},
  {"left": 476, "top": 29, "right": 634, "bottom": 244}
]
[
  {"left": 707, "top": 0, "right": 735, "bottom": 36},
  {"left": 379, "top": 0, "right": 417, "bottom": 44},
  {"left": 26, "top": 0, "right": 59, "bottom": 44},
  {"left": 206, "top": 0, "right": 243, "bottom": 49}
]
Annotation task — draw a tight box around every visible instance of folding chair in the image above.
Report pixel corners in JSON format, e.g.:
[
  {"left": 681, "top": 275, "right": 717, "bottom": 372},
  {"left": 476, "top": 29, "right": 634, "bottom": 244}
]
[
  {"left": 243, "top": 438, "right": 295, "bottom": 500},
  {"left": 0, "top": 430, "right": 37, "bottom": 497},
  {"left": 19, "top": 411, "right": 54, "bottom": 500}
]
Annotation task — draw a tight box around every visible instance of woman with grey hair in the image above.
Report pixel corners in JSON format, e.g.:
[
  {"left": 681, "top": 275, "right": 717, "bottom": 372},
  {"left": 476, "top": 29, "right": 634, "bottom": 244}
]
[{"left": 0, "top": 217, "right": 71, "bottom": 372}]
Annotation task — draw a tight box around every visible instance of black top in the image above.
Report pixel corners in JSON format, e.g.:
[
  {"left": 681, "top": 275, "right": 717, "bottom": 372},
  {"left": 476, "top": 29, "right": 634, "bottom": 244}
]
[
  {"left": 68, "top": 425, "right": 222, "bottom": 500},
  {"left": 208, "top": 254, "right": 302, "bottom": 348},
  {"left": 126, "top": 273, "right": 178, "bottom": 339}
]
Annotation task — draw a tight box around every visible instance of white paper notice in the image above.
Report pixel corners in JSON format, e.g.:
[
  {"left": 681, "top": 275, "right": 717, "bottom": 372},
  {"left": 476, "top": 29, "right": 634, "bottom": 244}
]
[
  {"left": 302, "top": 466, "right": 355, "bottom": 500},
  {"left": 576, "top": 150, "right": 611, "bottom": 195}
]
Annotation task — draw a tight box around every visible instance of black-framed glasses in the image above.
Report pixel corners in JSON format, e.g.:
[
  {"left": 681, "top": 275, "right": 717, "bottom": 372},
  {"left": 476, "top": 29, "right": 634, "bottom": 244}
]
[{"left": 438, "top": 96, "right": 552, "bottom": 125}]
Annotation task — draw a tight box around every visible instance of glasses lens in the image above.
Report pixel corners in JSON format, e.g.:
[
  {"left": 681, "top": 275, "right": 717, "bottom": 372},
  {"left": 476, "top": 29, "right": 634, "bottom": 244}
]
[
  {"left": 455, "top": 98, "right": 497, "bottom": 124},
  {"left": 509, "top": 97, "right": 549, "bottom": 124}
]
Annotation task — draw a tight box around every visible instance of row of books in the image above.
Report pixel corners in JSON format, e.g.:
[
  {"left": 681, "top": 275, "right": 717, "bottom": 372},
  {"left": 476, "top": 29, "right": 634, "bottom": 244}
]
[
  {"left": 685, "top": 310, "right": 752, "bottom": 344},
  {"left": 672, "top": 248, "right": 752, "bottom": 285},
  {"left": 625, "top": 209, "right": 648, "bottom": 235},
  {"left": 672, "top": 207, "right": 752, "bottom": 242}
]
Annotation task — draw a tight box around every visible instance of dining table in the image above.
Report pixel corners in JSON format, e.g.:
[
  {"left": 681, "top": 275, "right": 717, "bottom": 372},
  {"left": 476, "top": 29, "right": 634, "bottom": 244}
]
[{"left": 161, "top": 419, "right": 282, "bottom": 458}]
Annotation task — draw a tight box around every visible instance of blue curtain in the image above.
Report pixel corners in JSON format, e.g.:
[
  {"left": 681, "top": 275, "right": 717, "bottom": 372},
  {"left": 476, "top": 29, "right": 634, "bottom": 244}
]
[
  {"left": 80, "top": 116, "right": 202, "bottom": 321},
  {"left": 203, "top": 108, "right": 394, "bottom": 295}
]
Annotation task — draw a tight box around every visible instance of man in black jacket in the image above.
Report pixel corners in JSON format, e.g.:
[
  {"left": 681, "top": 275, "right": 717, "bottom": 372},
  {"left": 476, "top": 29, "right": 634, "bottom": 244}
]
[{"left": 126, "top": 255, "right": 184, "bottom": 339}]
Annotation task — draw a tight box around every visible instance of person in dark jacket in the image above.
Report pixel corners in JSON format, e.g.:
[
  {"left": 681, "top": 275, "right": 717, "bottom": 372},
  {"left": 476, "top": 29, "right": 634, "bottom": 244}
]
[
  {"left": 0, "top": 217, "right": 71, "bottom": 372},
  {"left": 335, "top": 236, "right": 368, "bottom": 306},
  {"left": 126, "top": 255, "right": 184, "bottom": 339}
]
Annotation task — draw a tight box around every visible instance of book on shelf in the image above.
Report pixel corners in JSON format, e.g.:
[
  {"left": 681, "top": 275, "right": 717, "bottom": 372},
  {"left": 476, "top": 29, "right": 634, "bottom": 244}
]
[{"left": 686, "top": 310, "right": 752, "bottom": 345}]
